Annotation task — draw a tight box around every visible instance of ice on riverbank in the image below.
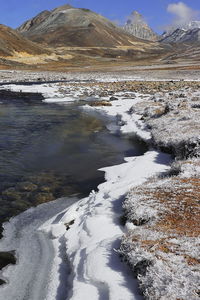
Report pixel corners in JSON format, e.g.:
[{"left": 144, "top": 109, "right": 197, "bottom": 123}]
[
  {"left": 0, "top": 84, "right": 171, "bottom": 299},
  {"left": 1, "top": 78, "right": 199, "bottom": 300},
  {"left": 83, "top": 95, "right": 152, "bottom": 141},
  {"left": 0, "top": 149, "right": 170, "bottom": 300},
  {"left": 0, "top": 83, "right": 61, "bottom": 99}
]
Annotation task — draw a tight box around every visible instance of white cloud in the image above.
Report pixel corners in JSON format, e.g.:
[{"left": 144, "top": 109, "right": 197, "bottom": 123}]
[{"left": 167, "top": 2, "right": 199, "bottom": 26}]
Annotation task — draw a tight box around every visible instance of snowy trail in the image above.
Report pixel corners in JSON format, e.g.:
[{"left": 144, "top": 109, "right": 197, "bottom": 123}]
[
  {"left": 0, "top": 198, "right": 76, "bottom": 300},
  {"left": 0, "top": 84, "right": 172, "bottom": 299}
]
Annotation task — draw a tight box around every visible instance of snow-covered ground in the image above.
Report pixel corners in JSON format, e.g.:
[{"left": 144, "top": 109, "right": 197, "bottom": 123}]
[
  {"left": 0, "top": 81, "right": 172, "bottom": 299},
  {"left": 0, "top": 78, "right": 199, "bottom": 299}
]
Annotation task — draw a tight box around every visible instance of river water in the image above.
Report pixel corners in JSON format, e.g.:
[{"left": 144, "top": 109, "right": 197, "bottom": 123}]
[{"left": 0, "top": 93, "right": 147, "bottom": 235}]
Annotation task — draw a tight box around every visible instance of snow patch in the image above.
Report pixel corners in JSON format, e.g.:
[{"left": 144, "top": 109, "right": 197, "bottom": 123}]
[{"left": 83, "top": 95, "right": 152, "bottom": 141}]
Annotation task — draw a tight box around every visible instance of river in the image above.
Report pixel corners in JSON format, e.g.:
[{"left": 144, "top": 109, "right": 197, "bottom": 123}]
[{"left": 0, "top": 90, "right": 147, "bottom": 236}]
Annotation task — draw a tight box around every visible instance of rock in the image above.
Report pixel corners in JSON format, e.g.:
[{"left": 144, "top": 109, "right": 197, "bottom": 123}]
[
  {"left": 90, "top": 101, "right": 112, "bottom": 107},
  {"left": 34, "top": 192, "right": 54, "bottom": 204},
  {"left": 191, "top": 96, "right": 200, "bottom": 101},
  {"left": 10, "top": 200, "right": 30, "bottom": 210},
  {"left": 39, "top": 185, "right": 52, "bottom": 193},
  {"left": 16, "top": 182, "right": 38, "bottom": 192},
  {"left": 58, "top": 186, "right": 77, "bottom": 197},
  {"left": 143, "top": 104, "right": 168, "bottom": 118},
  {"left": 65, "top": 219, "right": 75, "bottom": 230},
  {"left": 2, "top": 188, "right": 22, "bottom": 201},
  {"left": 27, "top": 172, "right": 60, "bottom": 185},
  {"left": 109, "top": 96, "right": 118, "bottom": 100},
  {"left": 124, "top": 11, "right": 158, "bottom": 41}
]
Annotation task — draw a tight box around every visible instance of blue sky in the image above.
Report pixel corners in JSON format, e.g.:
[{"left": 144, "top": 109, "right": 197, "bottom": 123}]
[{"left": 0, "top": 1, "right": 199, "bottom": 33}]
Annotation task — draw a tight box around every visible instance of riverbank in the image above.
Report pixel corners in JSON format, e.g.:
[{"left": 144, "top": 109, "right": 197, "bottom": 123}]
[
  {"left": 0, "top": 75, "right": 199, "bottom": 299},
  {"left": 78, "top": 79, "right": 200, "bottom": 299}
]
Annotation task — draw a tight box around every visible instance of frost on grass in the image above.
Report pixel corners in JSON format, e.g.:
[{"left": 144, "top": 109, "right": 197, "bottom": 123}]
[
  {"left": 130, "top": 89, "right": 200, "bottom": 158},
  {"left": 120, "top": 159, "right": 200, "bottom": 300}
]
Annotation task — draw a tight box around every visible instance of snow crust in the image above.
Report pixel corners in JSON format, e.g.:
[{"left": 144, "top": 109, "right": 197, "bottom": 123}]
[
  {"left": 0, "top": 83, "right": 61, "bottom": 99},
  {"left": 83, "top": 95, "right": 152, "bottom": 141},
  {"left": 43, "top": 97, "right": 75, "bottom": 103},
  {"left": 0, "top": 198, "right": 77, "bottom": 300},
  {"left": 3, "top": 148, "right": 169, "bottom": 300},
  {"left": 0, "top": 85, "right": 172, "bottom": 299},
  {"left": 0, "top": 83, "right": 99, "bottom": 104},
  {"left": 49, "top": 149, "right": 170, "bottom": 300}
]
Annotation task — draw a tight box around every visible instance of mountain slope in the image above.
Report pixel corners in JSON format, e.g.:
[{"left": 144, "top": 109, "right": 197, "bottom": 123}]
[
  {"left": 124, "top": 11, "right": 158, "bottom": 41},
  {"left": 0, "top": 24, "right": 49, "bottom": 56},
  {"left": 17, "top": 5, "right": 146, "bottom": 47},
  {"left": 18, "top": 10, "right": 51, "bottom": 33},
  {"left": 161, "top": 21, "right": 200, "bottom": 44}
]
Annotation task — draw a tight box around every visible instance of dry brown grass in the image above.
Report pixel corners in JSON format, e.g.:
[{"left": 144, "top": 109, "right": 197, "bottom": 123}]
[
  {"left": 89, "top": 101, "right": 112, "bottom": 107},
  {"left": 148, "top": 177, "right": 200, "bottom": 237},
  {"left": 126, "top": 171, "right": 200, "bottom": 269}
]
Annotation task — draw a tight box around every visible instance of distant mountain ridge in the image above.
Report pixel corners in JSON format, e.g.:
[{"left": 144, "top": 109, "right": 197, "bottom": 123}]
[
  {"left": 161, "top": 21, "right": 200, "bottom": 43},
  {"left": 17, "top": 5, "right": 143, "bottom": 47},
  {"left": 181, "top": 21, "right": 200, "bottom": 31},
  {"left": 124, "top": 11, "right": 158, "bottom": 41}
]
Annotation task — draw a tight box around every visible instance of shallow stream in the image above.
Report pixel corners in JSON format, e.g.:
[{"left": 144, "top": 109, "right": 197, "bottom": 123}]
[{"left": 0, "top": 92, "right": 147, "bottom": 233}]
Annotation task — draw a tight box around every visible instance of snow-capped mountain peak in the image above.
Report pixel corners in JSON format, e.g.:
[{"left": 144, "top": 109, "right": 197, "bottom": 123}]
[
  {"left": 181, "top": 21, "right": 200, "bottom": 30},
  {"left": 161, "top": 20, "right": 200, "bottom": 43},
  {"left": 124, "top": 10, "right": 158, "bottom": 41}
]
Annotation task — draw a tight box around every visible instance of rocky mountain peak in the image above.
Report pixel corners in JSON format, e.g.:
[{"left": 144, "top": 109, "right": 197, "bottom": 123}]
[
  {"left": 124, "top": 11, "right": 158, "bottom": 41},
  {"left": 181, "top": 21, "right": 200, "bottom": 31},
  {"left": 51, "top": 4, "right": 73, "bottom": 14},
  {"left": 17, "top": 10, "right": 51, "bottom": 33},
  {"left": 161, "top": 20, "right": 200, "bottom": 43}
]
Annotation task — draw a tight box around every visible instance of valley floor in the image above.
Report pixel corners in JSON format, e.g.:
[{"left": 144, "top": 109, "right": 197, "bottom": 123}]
[
  {"left": 0, "top": 69, "right": 200, "bottom": 299},
  {"left": 0, "top": 61, "right": 200, "bottom": 83}
]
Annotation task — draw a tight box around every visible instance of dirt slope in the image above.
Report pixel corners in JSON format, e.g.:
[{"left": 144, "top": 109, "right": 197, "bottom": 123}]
[{"left": 0, "top": 24, "right": 49, "bottom": 56}]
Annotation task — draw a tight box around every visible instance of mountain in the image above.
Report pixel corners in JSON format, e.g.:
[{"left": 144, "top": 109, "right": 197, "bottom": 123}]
[
  {"left": 18, "top": 10, "right": 51, "bottom": 33},
  {"left": 17, "top": 5, "right": 143, "bottom": 47},
  {"left": 161, "top": 21, "right": 200, "bottom": 44},
  {"left": 124, "top": 11, "right": 158, "bottom": 41},
  {"left": 163, "top": 43, "right": 200, "bottom": 63},
  {"left": 181, "top": 21, "right": 200, "bottom": 31},
  {"left": 0, "top": 24, "right": 48, "bottom": 56}
]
